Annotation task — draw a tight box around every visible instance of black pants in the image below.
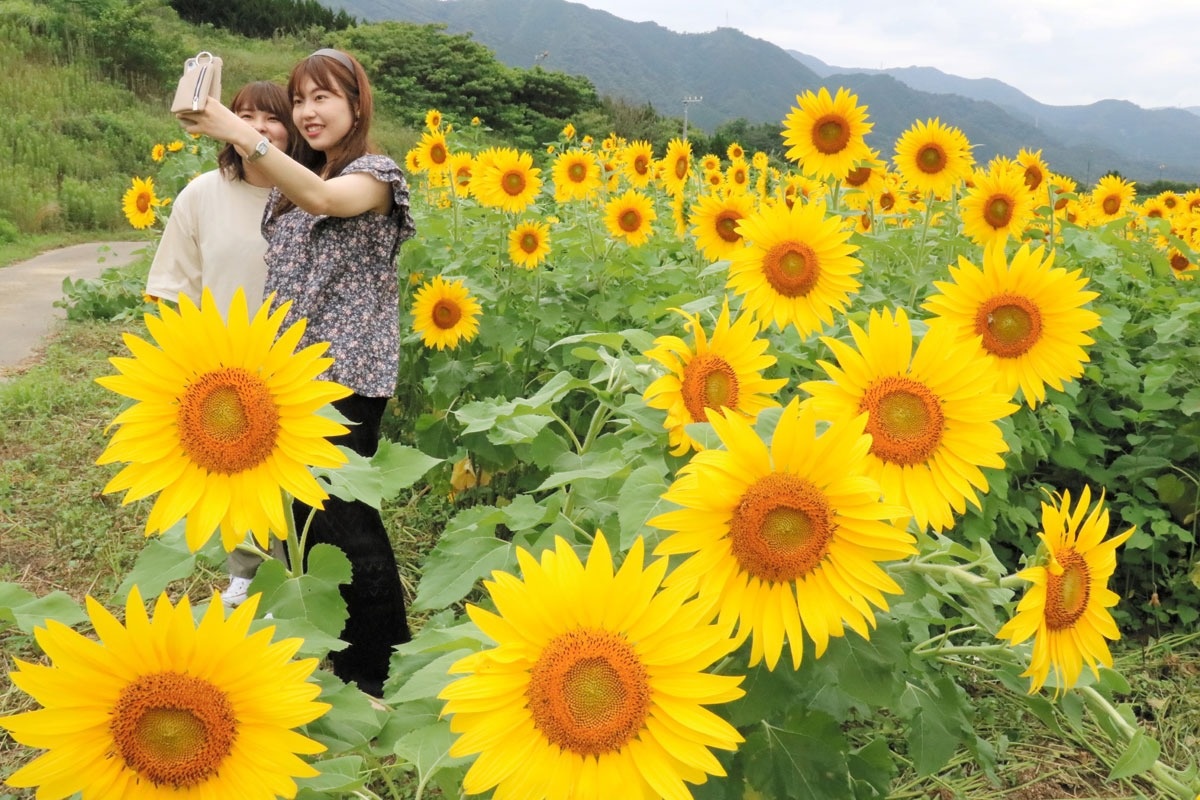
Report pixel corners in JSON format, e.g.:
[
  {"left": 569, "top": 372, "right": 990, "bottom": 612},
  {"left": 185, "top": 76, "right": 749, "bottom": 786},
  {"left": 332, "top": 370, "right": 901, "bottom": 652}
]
[{"left": 293, "top": 393, "right": 411, "bottom": 695}]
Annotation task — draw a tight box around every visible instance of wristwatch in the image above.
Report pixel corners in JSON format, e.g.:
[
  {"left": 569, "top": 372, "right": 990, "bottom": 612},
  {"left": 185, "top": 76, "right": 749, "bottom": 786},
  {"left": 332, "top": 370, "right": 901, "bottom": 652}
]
[{"left": 246, "top": 137, "right": 270, "bottom": 162}]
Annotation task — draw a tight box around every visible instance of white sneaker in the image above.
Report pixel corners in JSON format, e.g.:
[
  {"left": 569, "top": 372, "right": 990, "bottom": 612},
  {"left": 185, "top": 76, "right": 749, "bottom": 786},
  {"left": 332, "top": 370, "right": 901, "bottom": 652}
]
[{"left": 220, "top": 576, "right": 253, "bottom": 607}]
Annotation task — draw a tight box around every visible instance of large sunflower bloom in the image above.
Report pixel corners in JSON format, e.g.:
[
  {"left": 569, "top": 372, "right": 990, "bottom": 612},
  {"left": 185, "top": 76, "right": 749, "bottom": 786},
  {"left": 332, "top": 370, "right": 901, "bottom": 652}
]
[
  {"left": 415, "top": 129, "right": 451, "bottom": 180},
  {"left": 552, "top": 147, "right": 603, "bottom": 202},
  {"left": 727, "top": 198, "right": 862, "bottom": 336},
  {"left": 1015, "top": 148, "right": 1050, "bottom": 195},
  {"left": 781, "top": 86, "right": 874, "bottom": 181},
  {"left": 470, "top": 147, "right": 542, "bottom": 213},
  {"left": 448, "top": 151, "right": 474, "bottom": 198},
  {"left": 996, "top": 486, "right": 1136, "bottom": 695},
  {"left": 892, "top": 117, "right": 975, "bottom": 199},
  {"left": 650, "top": 400, "right": 915, "bottom": 670},
  {"left": 0, "top": 587, "right": 329, "bottom": 800},
  {"left": 660, "top": 137, "right": 693, "bottom": 196},
  {"left": 959, "top": 161, "right": 1039, "bottom": 250},
  {"left": 411, "top": 275, "right": 482, "bottom": 350},
  {"left": 122, "top": 176, "right": 161, "bottom": 230},
  {"left": 621, "top": 140, "right": 656, "bottom": 189},
  {"left": 922, "top": 243, "right": 1101, "bottom": 408},
  {"left": 1089, "top": 174, "right": 1137, "bottom": 223},
  {"left": 689, "top": 190, "right": 756, "bottom": 262},
  {"left": 604, "top": 188, "right": 657, "bottom": 246},
  {"left": 439, "top": 533, "right": 744, "bottom": 800},
  {"left": 96, "top": 289, "right": 351, "bottom": 552},
  {"left": 800, "top": 307, "right": 1018, "bottom": 533},
  {"left": 643, "top": 300, "right": 786, "bottom": 456},
  {"left": 508, "top": 219, "right": 552, "bottom": 269}
]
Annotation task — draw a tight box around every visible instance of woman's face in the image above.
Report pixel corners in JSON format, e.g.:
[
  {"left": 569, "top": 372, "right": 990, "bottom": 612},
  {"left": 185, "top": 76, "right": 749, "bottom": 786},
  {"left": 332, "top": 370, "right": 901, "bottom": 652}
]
[
  {"left": 237, "top": 106, "right": 290, "bottom": 153},
  {"left": 291, "top": 77, "right": 354, "bottom": 153}
]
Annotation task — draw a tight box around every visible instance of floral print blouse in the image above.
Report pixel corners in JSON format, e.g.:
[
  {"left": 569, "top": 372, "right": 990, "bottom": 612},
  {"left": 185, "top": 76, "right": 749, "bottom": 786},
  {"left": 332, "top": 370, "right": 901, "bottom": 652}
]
[{"left": 263, "top": 155, "right": 416, "bottom": 397}]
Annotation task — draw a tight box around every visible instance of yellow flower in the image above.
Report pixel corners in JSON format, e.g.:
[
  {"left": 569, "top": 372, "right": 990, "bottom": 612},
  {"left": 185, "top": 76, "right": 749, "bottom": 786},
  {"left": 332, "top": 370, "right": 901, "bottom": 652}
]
[
  {"left": 922, "top": 243, "right": 1101, "bottom": 408},
  {"left": 892, "top": 117, "right": 975, "bottom": 199},
  {"left": 470, "top": 147, "right": 542, "bottom": 213},
  {"left": 447, "top": 151, "right": 474, "bottom": 198},
  {"left": 800, "top": 307, "right": 1018, "bottom": 533},
  {"left": 1016, "top": 147, "right": 1049, "bottom": 195},
  {"left": 959, "top": 161, "right": 1039, "bottom": 250},
  {"left": 726, "top": 197, "right": 862, "bottom": 336},
  {"left": 439, "top": 533, "right": 744, "bottom": 800},
  {"left": 651, "top": 400, "right": 915, "bottom": 670},
  {"left": 508, "top": 219, "right": 551, "bottom": 269},
  {"left": 551, "top": 147, "right": 602, "bottom": 202},
  {"left": 0, "top": 587, "right": 329, "bottom": 799},
  {"left": 1089, "top": 174, "right": 1137, "bottom": 223},
  {"left": 726, "top": 142, "right": 745, "bottom": 161},
  {"left": 415, "top": 129, "right": 450, "bottom": 175},
  {"left": 561, "top": 121, "right": 576, "bottom": 139},
  {"left": 167, "top": 139, "right": 185, "bottom": 153},
  {"left": 122, "top": 176, "right": 160, "bottom": 230},
  {"left": 689, "top": 190, "right": 756, "bottom": 262},
  {"left": 150, "top": 143, "right": 166, "bottom": 162},
  {"left": 97, "top": 289, "right": 351, "bottom": 552},
  {"left": 643, "top": 300, "right": 787, "bottom": 456},
  {"left": 603, "top": 188, "right": 656, "bottom": 246},
  {"left": 411, "top": 275, "right": 482, "bottom": 350},
  {"left": 997, "top": 486, "right": 1136, "bottom": 695},
  {"left": 621, "top": 139, "right": 655, "bottom": 189},
  {"left": 659, "top": 137, "right": 693, "bottom": 196},
  {"left": 781, "top": 86, "right": 874, "bottom": 181},
  {"left": 425, "top": 108, "right": 442, "bottom": 130},
  {"left": 470, "top": 115, "right": 481, "bottom": 126}
]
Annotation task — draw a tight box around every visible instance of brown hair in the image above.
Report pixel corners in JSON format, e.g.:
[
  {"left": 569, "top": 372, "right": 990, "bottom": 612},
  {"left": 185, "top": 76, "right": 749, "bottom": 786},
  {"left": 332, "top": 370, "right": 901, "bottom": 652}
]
[
  {"left": 217, "top": 81, "right": 296, "bottom": 181},
  {"left": 273, "top": 49, "right": 375, "bottom": 216}
]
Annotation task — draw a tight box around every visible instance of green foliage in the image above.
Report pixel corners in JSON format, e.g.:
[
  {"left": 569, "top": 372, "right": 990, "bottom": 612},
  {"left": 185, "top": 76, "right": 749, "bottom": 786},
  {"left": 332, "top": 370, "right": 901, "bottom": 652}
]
[{"left": 169, "top": 0, "right": 356, "bottom": 38}]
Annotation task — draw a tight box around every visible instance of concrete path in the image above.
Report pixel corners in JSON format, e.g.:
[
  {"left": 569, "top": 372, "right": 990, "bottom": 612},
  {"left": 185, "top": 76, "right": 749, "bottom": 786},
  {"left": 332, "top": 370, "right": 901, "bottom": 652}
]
[{"left": 0, "top": 241, "right": 148, "bottom": 378}]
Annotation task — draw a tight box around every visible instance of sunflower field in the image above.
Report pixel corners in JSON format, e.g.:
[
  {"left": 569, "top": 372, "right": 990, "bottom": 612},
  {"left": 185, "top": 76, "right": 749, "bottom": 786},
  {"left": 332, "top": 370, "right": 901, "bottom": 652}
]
[{"left": 5, "top": 87, "right": 1200, "bottom": 799}]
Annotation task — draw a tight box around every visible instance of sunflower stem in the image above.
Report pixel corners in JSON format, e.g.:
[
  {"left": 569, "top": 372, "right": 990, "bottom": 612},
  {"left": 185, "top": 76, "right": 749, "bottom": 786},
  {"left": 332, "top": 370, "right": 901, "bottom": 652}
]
[{"left": 1079, "top": 684, "right": 1197, "bottom": 797}]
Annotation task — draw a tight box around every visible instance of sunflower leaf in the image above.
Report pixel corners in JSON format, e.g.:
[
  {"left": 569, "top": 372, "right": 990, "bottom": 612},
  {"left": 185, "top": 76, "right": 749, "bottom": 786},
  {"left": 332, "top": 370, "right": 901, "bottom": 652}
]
[{"left": 0, "top": 583, "right": 86, "bottom": 633}]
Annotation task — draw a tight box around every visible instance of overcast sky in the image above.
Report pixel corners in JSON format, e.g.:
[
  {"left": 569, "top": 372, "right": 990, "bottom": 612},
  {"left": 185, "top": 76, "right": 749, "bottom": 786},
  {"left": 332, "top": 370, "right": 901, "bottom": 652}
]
[{"left": 576, "top": 0, "right": 1197, "bottom": 110}]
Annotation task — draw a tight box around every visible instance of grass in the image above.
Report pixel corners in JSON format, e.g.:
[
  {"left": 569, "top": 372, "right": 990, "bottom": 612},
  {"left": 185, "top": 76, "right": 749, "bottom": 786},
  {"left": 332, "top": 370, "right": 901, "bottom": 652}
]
[{"left": 0, "top": 286, "right": 1197, "bottom": 799}]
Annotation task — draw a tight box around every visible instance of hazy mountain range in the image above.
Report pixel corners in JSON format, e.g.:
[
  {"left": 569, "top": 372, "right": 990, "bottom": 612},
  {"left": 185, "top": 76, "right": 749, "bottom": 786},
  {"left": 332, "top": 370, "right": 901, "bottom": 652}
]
[{"left": 330, "top": 0, "right": 1200, "bottom": 184}]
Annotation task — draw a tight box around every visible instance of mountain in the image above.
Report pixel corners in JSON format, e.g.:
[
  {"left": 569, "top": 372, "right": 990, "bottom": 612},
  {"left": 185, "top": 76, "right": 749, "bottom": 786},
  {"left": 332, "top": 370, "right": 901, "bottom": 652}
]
[{"left": 330, "top": 0, "right": 1200, "bottom": 184}]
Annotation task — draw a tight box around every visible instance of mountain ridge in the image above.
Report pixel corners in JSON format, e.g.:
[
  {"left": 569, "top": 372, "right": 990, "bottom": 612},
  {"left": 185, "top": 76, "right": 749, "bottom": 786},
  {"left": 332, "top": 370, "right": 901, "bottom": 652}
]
[{"left": 330, "top": 0, "right": 1200, "bottom": 184}]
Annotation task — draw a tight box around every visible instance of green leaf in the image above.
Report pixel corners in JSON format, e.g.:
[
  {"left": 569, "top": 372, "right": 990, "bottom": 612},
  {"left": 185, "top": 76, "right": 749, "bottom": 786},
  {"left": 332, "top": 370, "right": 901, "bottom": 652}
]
[
  {"left": 116, "top": 519, "right": 201, "bottom": 599},
  {"left": 744, "top": 709, "right": 853, "bottom": 800},
  {"left": 295, "top": 755, "right": 365, "bottom": 797},
  {"left": 535, "top": 448, "right": 630, "bottom": 491},
  {"left": 389, "top": 648, "right": 471, "bottom": 702},
  {"left": 373, "top": 439, "right": 443, "bottom": 496},
  {"left": 392, "top": 720, "right": 471, "bottom": 785},
  {"left": 898, "top": 681, "right": 964, "bottom": 775},
  {"left": 1107, "top": 729, "right": 1161, "bottom": 781},
  {"left": 412, "top": 508, "right": 517, "bottom": 611},
  {"left": 615, "top": 464, "right": 670, "bottom": 550},
  {"left": 0, "top": 583, "right": 86, "bottom": 633}
]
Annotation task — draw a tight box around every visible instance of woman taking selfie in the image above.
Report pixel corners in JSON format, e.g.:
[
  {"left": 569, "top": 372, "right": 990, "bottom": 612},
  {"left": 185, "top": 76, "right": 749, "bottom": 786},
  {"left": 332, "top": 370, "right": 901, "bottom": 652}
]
[{"left": 176, "top": 48, "right": 416, "bottom": 698}]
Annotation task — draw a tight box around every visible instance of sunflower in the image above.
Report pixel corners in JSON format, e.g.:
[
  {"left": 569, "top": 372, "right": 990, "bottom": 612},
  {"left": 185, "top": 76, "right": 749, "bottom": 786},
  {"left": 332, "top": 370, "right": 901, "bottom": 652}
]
[
  {"left": 922, "top": 243, "right": 1101, "bottom": 408},
  {"left": 151, "top": 143, "right": 166, "bottom": 162},
  {"left": 470, "top": 147, "right": 542, "bottom": 213},
  {"left": 996, "top": 486, "right": 1135, "bottom": 695},
  {"left": 700, "top": 153, "right": 722, "bottom": 173},
  {"left": 439, "top": 533, "right": 744, "bottom": 800},
  {"left": 959, "top": 161, "right": 1039, "bottom": 250},
  {"left": 689, "top": 190, "right": 756, "bottom": 262},
  {"left": 96, "top": 289, "right": 351, "bottom": 552},
  {"left": 412, "top": 275, "right": 482, "bottom": 350},
  {"left": 643, "top": 300, "right": 786, "bottom": 456},
  {"left": 404, "top": 148, "right": 423, "bottom": 175},
  {"left": 1167, "top": 246, "right": 1197, "bottom": 280},
  {"left": 892, "top": 117, "right": 974, "bottom": 199},
  {"left": 508, "top": 220, "right": 552, "bottom": 269},
  {"left": 425, "top": 108, "right": 442, "bottom": 130},
  {"left": 447, "top": 151, "right": 474, "bottom": 198},
  {"left": 660, "top": 137, "right": 693, "bottom": 196},
  {"left": 415, "top": 129, "right": 450, "bottom": 175},
  {"left": 620, "top": 139, "right": 656, "bottom": 189},
  {"left": 800, "top": 307, "right": 1017, "bottom": 533},
  {"left": 167, "top": 139, "right": 185, "bottom": 153},
  {"left": 726, "top": 142, "right": 745, "bottom": 161},
  {"left": 1089, "top": 174, "right": 1136, "bottom": 223},
  {"left": 122, "top": 176, "right": 161, "bottom": 230},
  {"left": 552, "top": 147, "right": 603, "bottom": 202},
  {"left": 839, "top": 149, "right": 887, "bottom": 197},
  {"left": 781, "top": 86, "right": 874, "bottom": 181},
  {"left": 725, "top": 158, "right": 751, "bottom": 193},
  {"left": 726, "top": 197, "right": 862, "bottom": 336},
  {"left": 0, "top": 587, "right": 329, "bottom": 799},
  {"left": 1015, "top": 147, "right": 1050, "bottom": 196},
  {"left": 650, "top": 400, "right": 914, "bottom": 670},
  {"left": 604, "top": 188, "right": 656, "bottom": 246}
]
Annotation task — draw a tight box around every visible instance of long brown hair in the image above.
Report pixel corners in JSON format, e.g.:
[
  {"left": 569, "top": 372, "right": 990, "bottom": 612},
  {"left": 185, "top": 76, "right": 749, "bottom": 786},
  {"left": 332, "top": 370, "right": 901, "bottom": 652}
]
[
  {"left": 273, "top": 49, "right": 375, "bottom": 216},
  {"left": 217, "top": 81, "right": 297, "bottom": 181}
]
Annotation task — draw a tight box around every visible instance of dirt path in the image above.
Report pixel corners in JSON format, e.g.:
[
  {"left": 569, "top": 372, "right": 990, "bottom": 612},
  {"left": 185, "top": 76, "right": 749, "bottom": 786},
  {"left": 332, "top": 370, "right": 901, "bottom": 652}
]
[{"left": 0, "top": 241, "right": 147, "bottom": 378}]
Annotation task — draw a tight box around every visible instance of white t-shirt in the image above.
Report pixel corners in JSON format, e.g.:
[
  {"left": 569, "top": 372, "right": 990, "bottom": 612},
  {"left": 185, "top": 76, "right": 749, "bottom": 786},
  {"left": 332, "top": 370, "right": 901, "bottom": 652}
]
[{"left": 145, "top": 170, "right": 273, "bottom": 317}]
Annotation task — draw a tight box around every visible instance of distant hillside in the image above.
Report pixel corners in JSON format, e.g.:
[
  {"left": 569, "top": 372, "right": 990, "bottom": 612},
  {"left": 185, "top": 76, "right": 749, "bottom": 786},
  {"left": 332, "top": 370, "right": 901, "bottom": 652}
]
[{"left": 331, "top": 0, "right": 1200, "bottom": 183}]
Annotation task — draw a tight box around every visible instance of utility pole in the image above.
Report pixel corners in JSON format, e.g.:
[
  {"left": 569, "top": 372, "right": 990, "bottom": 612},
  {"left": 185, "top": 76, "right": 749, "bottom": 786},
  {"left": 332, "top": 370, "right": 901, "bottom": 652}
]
[{"left": 682, "top": 95, "right": 702, "bottom": 142}]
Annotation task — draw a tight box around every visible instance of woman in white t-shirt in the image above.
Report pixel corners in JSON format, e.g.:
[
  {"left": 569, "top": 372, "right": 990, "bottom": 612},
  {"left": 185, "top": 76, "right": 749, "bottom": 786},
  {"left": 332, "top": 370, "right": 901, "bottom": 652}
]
[{"left": 146, "top": 80, "right": 297, "bottom": 606}]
